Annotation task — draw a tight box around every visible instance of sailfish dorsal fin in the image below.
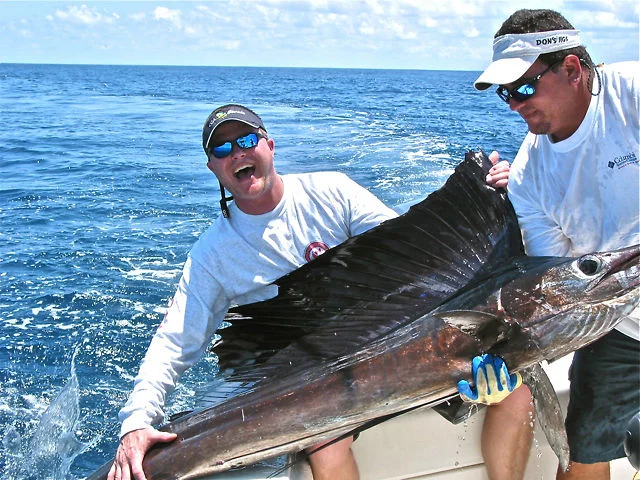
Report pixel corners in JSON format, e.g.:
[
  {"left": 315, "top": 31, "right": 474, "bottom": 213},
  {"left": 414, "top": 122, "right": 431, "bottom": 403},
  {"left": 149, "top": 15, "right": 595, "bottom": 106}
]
[{"left": 208, "top": 150, "right": 525, "bottom": 391}]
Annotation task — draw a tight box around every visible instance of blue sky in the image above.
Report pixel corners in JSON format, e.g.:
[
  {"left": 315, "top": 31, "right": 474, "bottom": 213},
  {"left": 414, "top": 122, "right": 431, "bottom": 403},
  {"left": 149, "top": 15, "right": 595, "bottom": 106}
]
[{"left": 2, "top": 1, "right": 638, "bottom": 70}]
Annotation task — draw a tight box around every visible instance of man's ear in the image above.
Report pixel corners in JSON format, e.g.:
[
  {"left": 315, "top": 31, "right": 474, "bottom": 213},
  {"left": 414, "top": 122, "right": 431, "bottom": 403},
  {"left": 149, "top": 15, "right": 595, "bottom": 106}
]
[{"left": 563, "top": 54, "right": 583, "bottom": 84}]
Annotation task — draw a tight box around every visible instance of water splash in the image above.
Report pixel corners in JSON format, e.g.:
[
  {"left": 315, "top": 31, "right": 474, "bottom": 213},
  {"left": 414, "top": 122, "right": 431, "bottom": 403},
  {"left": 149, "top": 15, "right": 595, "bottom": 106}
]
[{"left": 1, "top": 351, "right": 92, "bottom": 479}]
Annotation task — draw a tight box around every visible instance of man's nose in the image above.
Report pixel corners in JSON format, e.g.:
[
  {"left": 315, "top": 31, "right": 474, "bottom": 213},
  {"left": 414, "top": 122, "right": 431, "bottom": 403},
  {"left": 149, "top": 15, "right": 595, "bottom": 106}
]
[{"left": 229, "top": 142, "right": 245, "bottom": 159}]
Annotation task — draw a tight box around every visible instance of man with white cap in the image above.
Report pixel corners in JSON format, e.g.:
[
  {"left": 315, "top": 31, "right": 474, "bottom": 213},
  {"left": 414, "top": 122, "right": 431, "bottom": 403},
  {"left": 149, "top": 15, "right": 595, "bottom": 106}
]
[{"left": 474, "top": 8, "right": 639, "bottom": 480}]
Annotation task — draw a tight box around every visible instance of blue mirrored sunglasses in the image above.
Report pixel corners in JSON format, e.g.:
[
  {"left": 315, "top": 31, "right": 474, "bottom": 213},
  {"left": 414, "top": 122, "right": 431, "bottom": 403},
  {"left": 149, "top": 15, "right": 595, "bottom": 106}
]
[
  {"left": 496, "top": 61, "right": 560, "bottom": 103},
  {"left": 210, "top": 132, "right": 267, "bottom": 159}
]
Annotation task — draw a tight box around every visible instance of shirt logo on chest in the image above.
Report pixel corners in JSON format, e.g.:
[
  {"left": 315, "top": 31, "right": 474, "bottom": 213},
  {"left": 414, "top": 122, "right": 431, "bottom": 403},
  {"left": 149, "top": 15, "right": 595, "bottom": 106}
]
[
  {"left": 305, "top": 242, "right": 329, "bottom": 262},
  {"left": 608, "top": 151, "right": 638, "bottom": 169}
]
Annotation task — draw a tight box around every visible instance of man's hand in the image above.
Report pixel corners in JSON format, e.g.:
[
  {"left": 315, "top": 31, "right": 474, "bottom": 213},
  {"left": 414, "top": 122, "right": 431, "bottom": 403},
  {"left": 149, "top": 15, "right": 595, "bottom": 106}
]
[
  {"left": 457, "top": 353, "right": 523, "bottom": 405},
  {"left": 485, "top": 150, "right": 510, "bottom": 189},
  {"left": 107, "top": 427, "right": 177, "bottom": 480}
]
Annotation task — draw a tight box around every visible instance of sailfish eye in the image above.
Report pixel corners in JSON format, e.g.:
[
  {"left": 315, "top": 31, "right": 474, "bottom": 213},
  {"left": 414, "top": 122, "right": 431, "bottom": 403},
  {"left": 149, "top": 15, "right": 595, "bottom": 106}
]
[{"left": 578, "top": 256, "right": 601, "bottom": 275}]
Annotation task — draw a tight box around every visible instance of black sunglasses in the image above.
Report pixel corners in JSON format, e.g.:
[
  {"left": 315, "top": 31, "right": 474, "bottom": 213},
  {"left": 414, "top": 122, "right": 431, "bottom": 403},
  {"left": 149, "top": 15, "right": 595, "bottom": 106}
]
[
  {"left": 210, "top": 132, "right": 267, "bottom": 159},
  {"left": 496, "top": 61, "right": 561, "bottom": 103}
]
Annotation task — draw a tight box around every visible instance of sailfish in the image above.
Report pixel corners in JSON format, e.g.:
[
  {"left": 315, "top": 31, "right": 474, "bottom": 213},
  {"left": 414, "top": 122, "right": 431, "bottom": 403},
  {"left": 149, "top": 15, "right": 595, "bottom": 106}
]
[{"left": 88, "top": 150, "right": 639, "bottom": 479}]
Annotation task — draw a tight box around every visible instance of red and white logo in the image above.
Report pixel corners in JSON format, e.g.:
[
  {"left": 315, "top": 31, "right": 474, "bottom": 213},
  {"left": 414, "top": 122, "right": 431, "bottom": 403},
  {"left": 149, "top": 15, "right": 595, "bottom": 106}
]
[{"left": 304, "top": 241, "right": 329, "bottom": 262}]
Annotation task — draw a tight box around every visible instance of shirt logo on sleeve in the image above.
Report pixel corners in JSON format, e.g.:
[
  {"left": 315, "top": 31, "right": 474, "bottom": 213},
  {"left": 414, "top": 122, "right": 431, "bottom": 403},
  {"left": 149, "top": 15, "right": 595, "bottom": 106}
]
[
  {"left": 608, "top": 151, "right": 638, "bottom": 169},
  {"left": 157, "top": 297, "right": 174, "bottom": 330},
  {"left": 305, "top": 242, "right": 329, "bottom": 262}
]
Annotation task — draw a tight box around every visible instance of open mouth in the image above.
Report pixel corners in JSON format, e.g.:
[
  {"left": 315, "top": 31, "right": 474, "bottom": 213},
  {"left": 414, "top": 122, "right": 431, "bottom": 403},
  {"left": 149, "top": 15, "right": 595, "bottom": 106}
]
[
  {"left": 234, "top": 165, "right": 255, "bottom": 180},
  {"left": 589, "top": 245, "right": 640, "bottom": 292},
  {"left": 610, "top": 255, "right": 640, "bottom": 290}
]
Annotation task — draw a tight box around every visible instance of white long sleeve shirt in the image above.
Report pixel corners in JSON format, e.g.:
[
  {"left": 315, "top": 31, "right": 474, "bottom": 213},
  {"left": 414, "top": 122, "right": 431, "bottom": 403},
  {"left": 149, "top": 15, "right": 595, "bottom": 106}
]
[
  {"left": 118, "top": 171, "right": 398, "bottom": 436},
  {"left": 508, "top": 61, "right": 640, "bottom": 340}
]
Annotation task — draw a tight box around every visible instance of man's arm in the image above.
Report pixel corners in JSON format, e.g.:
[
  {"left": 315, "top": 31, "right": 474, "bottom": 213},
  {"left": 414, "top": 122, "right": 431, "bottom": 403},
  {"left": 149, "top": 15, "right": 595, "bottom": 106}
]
[{"left": 110, "top": 255, "right": 229, "bottom": 479}]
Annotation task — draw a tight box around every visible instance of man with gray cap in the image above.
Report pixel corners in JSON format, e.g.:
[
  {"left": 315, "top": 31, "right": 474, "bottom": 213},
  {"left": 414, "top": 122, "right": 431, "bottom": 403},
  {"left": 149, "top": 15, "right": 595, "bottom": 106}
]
[
  {"left": 107, "top": 103, "right": 399, "bottom": 480},
  {"left": 474, "top": 9, "right": 639, "bottom": 480},
  {"left": 106, "top": 102, "right": 516, "bottom": 479}
]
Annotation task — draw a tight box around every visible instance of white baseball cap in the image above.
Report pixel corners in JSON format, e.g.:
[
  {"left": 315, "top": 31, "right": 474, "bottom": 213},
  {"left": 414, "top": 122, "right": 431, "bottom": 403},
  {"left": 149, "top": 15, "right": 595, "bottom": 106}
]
[{"left": 474, "top": 29, "right": 582, "bottom": 90}]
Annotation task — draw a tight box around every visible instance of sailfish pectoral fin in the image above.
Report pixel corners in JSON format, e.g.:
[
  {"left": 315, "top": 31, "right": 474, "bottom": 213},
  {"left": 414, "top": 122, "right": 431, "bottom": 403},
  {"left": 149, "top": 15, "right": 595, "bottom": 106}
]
[
  {"left": 434, "top": 310, "right": 511, "bottom": 350},
  {"left": 521, "top": 363, "right": 570, "bottom": 472}
]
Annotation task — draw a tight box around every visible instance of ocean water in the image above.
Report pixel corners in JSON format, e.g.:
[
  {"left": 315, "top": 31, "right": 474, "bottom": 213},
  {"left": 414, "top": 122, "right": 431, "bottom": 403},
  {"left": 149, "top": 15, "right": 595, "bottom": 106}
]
[{"left": 0, "top": 63, "right": 526, "bottom": 478}]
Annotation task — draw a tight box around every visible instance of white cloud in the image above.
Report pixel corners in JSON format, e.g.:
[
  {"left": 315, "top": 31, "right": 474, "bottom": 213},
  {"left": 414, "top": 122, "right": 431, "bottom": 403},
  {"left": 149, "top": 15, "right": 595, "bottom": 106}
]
[
  {"left": 129, "top": 12, "right": 147, "bottom": 22},
  {"left": 52, "top": 5, "right": 119, "bottom": 25},
  {"left": 389, "top": 21, "right": 417, "bottom": 41},
  {"left": 153, "top": 6, "right": 182, "bottom": 29},
  {"left": 359, "top": 22, "right": 375, "bottom": 36},
  {"left": 221, "top": 40, "right": 243, "bottom": 51}
]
